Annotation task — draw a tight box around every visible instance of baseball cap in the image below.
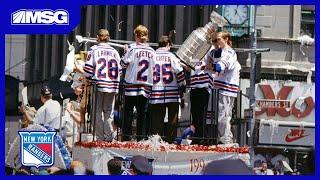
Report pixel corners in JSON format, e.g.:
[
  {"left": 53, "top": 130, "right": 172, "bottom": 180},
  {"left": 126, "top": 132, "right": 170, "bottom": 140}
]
[
  {"left": 40, "top": 85, "right": 52, "bottom": 96},
  {"left": 131, "top": 155, "right": 153, "bottom": 175}
]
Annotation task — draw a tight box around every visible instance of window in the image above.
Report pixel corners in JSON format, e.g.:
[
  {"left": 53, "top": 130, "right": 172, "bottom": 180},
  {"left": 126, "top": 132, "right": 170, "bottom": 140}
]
[{"left": 300, "top": 5, "right": 315, "bottom": 38}]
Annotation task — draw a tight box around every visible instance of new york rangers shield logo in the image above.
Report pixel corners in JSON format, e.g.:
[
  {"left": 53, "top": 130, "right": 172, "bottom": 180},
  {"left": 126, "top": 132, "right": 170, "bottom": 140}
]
[{"left": 19, "top": 131, "right": 56, "bottom": 168}]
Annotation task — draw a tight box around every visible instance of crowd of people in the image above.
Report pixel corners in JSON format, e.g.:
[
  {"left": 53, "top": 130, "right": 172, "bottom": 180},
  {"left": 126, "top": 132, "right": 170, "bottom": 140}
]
[
  {"left": 6, "top": 153, "right": 303, "bottom": 175},
  {"left": 253, "top": 153, "right": 313, "bottom": 175},
  {"left": 5, "top": 155, "right": 153, "bottom": 175}
]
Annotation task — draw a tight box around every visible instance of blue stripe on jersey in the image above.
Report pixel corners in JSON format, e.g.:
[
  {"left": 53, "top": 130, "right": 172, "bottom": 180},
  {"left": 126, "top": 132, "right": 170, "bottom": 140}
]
[
  {"left": 84, "top": 69, "right": 94, "bottom": 75},
  {"left": 214, "top": 80, "right": 239, "bottom": 87},
  {"left": 177, "top": 72, "right": 185, "bottom": 79},
  {"left": 190, "top": 73, "right": 214, "bottom": 81},
  {"left": 84, "top": 66, "right": 94, "bottom": 71},
  {"left": 190, "top": 77, "right": 213, "bottom": 83},
  {"left": 85, "top": 64, "right": 94, "bottom": 68},
  {"left": 217, "top": 87, "right": 239, "bottom": 94},
  {"left": 190, "top": 81, "right": 213, "bottom": 86}
]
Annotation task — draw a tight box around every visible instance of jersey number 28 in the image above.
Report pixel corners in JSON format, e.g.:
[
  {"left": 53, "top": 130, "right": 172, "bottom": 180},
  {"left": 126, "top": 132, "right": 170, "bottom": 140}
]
[{"left": 97, "top": 58, "right": 118, "bottom": 80}]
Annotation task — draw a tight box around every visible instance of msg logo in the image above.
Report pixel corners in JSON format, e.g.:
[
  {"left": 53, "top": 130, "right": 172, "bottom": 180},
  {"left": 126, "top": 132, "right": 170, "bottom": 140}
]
[{"left": 11, "top": 9, "right": 69, "bottom": 25}]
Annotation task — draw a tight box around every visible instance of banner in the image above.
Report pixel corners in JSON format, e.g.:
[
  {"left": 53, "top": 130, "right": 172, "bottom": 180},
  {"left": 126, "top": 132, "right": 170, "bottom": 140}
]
[
  {"left": 258, "top": 119, "right": 314, "bottom": 147},
  {"left": 72, "top": 146, "right": 250, "bottom": 175},
  {"left": 240, "top": 79, "right": 315, "bottom": 123}
]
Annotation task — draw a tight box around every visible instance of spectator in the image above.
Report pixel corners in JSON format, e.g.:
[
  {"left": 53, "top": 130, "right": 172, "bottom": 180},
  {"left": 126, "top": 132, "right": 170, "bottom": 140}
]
[
  {"left": 174, "top": 125, "right": 195, "bottom": 145},
  {"left": 202, "top": 159, "right": 254, "bottom": 175},
  {"left": 107, "top": 158, "right": 122, "bottom": 175},
  {"left": 14, "top": 170, "right": 30, "bottom": 175},
  {"left": 272, "top": 168, "right": 280, "bottom": 175},
  {"left": 70, "top": 161, "right": 87, "bottom": 175},
  {"left": 254, "top": 154, "right": 267, "bottom": 168},
  {"left": 18, "top": 101, "right": 36, "bottom": 128},
  {"left": 47, "top": 167, "right": 62, "bottom": 174},
  {"left": 36, "top": 170, "right": 50, "bottom": 175},
  {"left": 14, "top": 168, "right": 30, "bottom": 175},
  {"left": 20, "top": 85, "right": 61, "bottom": 130},
  {"left": 255, "top": 162, "right": 274, "bottom": 175},
  {"left": 131, "top": 155, "right": 153, "bottom": 175},
  {"left": 64, "top": 83, "right": 85, "bottom": 150},
  {"left": 271, "top": 154, "right": 290, "bottom": 167},
  {"left": 50, "top": 169, "right": 73, "bottom": 175}
]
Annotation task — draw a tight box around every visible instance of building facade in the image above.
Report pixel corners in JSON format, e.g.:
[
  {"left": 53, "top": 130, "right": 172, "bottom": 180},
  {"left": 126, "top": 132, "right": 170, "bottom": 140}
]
[{"left": 20, "top": 5, "right": 315, "bottom": 101}]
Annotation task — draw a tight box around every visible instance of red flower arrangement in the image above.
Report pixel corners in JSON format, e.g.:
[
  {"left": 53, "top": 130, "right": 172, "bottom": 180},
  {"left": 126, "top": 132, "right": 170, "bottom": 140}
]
[{"left": 75, "top": 141, "right": 249, "bottom": 153}]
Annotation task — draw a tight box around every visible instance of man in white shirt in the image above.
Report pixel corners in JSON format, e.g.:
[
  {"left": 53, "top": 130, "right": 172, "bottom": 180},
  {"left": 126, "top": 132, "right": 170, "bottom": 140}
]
[
  {"left": 21, "top": 85, "right": 61, "bottom": 130},
  {"left": 254, "top": 162, "right": 274, "bottom": 175}
]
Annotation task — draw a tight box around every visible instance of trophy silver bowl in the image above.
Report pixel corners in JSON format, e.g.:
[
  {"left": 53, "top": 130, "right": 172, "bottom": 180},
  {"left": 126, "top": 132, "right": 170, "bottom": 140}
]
[{"left": 175, "top": 10, "right": 228, "bottom": 70}]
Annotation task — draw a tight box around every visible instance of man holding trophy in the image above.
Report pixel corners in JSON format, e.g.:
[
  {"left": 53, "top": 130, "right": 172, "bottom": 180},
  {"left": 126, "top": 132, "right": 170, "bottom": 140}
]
[
  {"left": 211, "top": 31, "right": 241, "bottom": 144},
  {"left": 175, "top": 11, "right": 240, "bottom": 145}
]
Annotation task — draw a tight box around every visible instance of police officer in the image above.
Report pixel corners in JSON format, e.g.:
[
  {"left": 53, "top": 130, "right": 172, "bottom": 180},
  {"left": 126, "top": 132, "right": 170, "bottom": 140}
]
[{"left": 21, "top": 85, "right": 61, "bottom": 130}]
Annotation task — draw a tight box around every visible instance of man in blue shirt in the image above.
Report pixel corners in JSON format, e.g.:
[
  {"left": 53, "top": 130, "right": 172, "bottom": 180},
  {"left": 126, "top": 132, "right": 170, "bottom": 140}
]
[{"left": 174, "top": 125, "right": 195, "bottom": 144}]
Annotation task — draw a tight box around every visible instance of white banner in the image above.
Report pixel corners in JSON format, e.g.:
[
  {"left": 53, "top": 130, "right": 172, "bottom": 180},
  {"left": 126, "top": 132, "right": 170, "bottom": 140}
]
[
  {"left": 72, "top": 146, "right": 250, "bottom": 175},
  {"left": 258, "top": 119, "right": 314, "bottom": 147},
  {"left": 240, "top": 79, "right": 315, "bottom": 123}
]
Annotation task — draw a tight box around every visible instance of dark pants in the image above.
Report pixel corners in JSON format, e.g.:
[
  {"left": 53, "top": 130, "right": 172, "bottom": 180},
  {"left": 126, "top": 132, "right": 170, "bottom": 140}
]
[
  {"left": 122, "top": 95, "right": 148, "bottom": 141},
  {"left": 190, "top": 88, "right": 210, "bottom": 141},
  {"left": 150, "top": 102, "right": 179, "bottom": 143}
]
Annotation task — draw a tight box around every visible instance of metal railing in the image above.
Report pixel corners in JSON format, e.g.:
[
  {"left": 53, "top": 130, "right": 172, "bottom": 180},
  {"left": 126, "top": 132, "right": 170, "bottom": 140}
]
[{"left": 80, "top": 83, "right": 251, "bottom": 146}]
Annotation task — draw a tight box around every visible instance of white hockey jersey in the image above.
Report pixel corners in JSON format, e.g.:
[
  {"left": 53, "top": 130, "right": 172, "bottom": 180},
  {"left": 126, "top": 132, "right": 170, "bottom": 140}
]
[
  {"left": 189, "top": 47, "right": 215, "bottom": 93},
  {"left": 149, "top": 48, "right": 186, "bottom": 104},
  {"left": 84, "top": 43, "right": 122, "bottom": 93},
  {"left": 212, "top": 48, "right": 241, "bottom": 97},
  {"left": 121, "top": 42, "right": 156, "bottom": 97}
]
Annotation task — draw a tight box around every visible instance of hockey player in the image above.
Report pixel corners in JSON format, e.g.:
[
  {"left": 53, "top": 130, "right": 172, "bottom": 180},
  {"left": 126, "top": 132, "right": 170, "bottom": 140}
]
[
  {"left": 149, "top": 36, "right": 186, "bottom": 142},
  {"left": 212, "top": 31, "right": 241, "bottom": 144},
  {"left": 120, "top": 25, "right": 155, "bottom": 141},
  {"left": 189, "top": 47, "right": 217, "bottom": 144},
  {"left": 203, "top": 36, "right": 223, "bottom": 143},
  {"left": 84, "top": 29, "right": 122, "bottom": 141}
]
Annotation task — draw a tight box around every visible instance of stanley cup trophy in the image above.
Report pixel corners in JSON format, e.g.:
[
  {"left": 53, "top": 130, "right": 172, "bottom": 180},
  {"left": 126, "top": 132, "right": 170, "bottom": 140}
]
[{"left": 175, "top": 11, "right": 228, "bottom": 70}]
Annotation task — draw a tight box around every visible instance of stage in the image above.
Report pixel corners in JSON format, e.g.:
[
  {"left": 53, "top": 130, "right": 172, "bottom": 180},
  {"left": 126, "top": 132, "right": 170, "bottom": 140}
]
[{"left": 73, "top": 139, "right": 250, "bottom": 175}]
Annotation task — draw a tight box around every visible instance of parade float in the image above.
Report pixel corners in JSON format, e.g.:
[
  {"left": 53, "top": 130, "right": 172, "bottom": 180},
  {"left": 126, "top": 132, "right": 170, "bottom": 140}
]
[{"left": 72, "top": 135, "right": 250, "bottom": 175}]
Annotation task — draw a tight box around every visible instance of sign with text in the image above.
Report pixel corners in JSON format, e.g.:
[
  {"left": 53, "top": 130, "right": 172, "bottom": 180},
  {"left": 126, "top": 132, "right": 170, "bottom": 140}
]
[
  {"left": 240, "top": 79, "right": 315, "bottom": 123},
  {"left": 19, "top": 131, "right": 56, "bottom": 168},
  {"left": 256, "top": 99, "right": 290, "bottom": 109},
  {"left": 258, "top": 120, "right": 314, "bottom": 147}
]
